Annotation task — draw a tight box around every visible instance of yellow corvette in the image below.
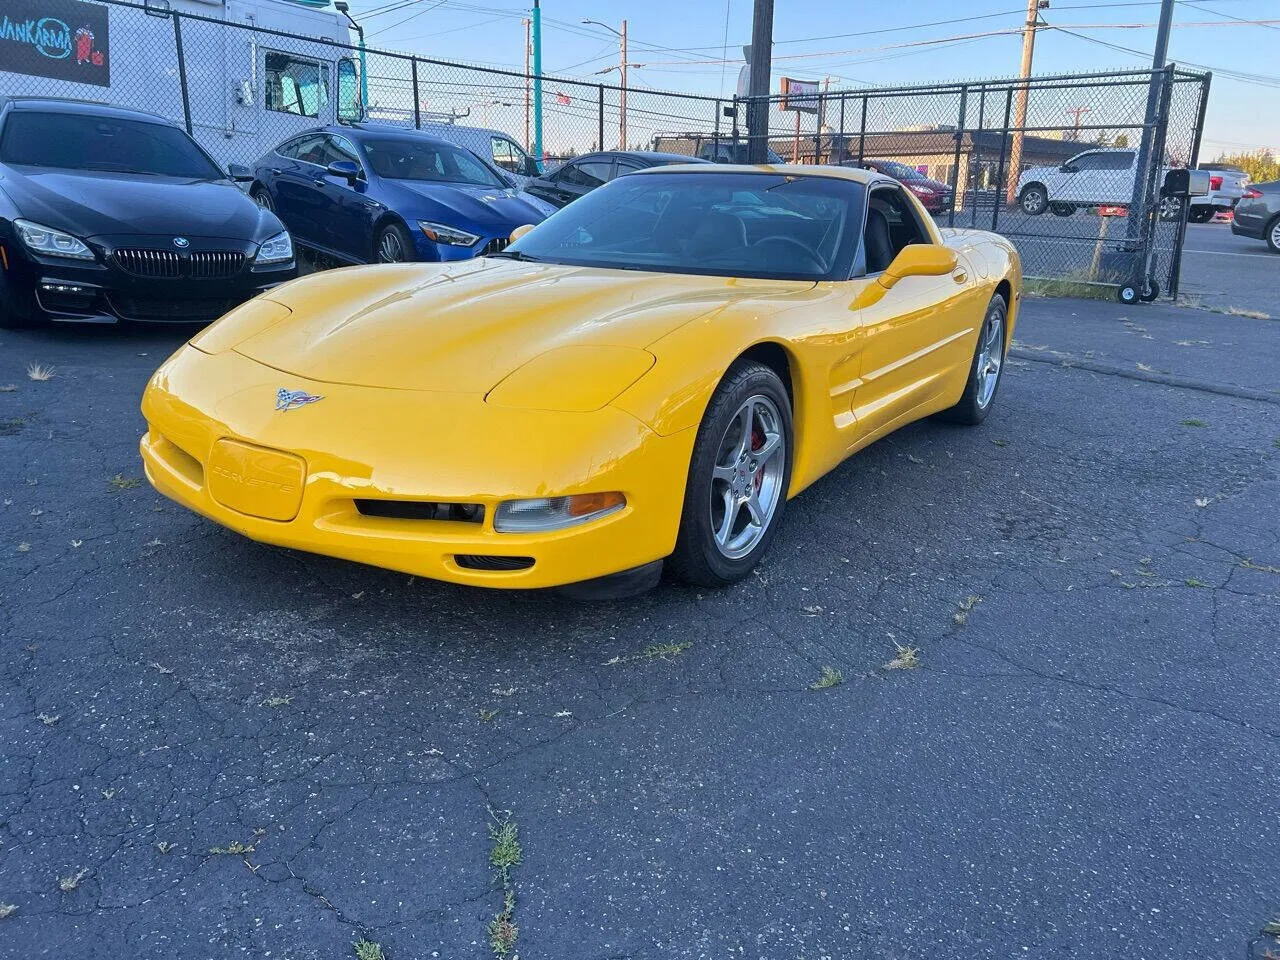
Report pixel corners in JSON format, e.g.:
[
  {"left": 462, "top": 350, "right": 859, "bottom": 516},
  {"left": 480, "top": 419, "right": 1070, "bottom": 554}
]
[{"left": 140, "top": 164, "right": 1020, "bottom": 595}]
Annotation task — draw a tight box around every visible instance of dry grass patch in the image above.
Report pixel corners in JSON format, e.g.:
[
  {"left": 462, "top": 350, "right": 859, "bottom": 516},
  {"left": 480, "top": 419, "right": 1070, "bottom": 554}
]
[
  {"left": 809, "top": 666, "right": 843, "bottom": 690},
  {"left": 26, "top": 363, "right": 54, "bottom": 381},
  {"left": 884, "top": 643, "right": 920, "bottom": 671}
]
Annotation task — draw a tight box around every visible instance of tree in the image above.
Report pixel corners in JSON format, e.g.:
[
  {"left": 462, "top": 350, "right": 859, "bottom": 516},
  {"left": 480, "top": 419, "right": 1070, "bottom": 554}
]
[{"left": 1208, "top": 149, "right": 1278, "bottom": 183}]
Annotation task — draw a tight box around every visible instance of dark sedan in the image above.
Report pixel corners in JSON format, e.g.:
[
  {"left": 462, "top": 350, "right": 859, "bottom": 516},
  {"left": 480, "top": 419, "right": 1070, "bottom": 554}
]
[
  {"left": 1231, "top": 181, "right": 1280, "bottom": 253},
  {"left": 842, "top": 159, "right": 954, "bottom": 214},
  {"left": 249, "top": 126, "right": 553, "bottom": 264},
  {"left": 0, "top": 98, "right": 295, "bottom": 329},
  {"left": 523, "top": 151, "right": 709, "bottom": 208}
]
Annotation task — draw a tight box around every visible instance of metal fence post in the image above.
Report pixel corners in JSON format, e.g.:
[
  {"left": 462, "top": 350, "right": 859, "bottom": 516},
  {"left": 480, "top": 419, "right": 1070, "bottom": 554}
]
[
  {"left": 948, "top": 85, "right": 967, "bottom": 227},
  {"left": 713, "top": 99, "right": 721, "bottom": 156},
  {"left": 597, "top": 85, "right": 605, "bottom": 152},
  {"left": 991, "top": 87, "right": 1014, "bottom": 232},
  {"left": 411, "top": 59, "right": 421, "bottom": 129},
  {"left": 837, "top": 94, "right": 846, "bottom": 164},
  {"left": 172, "top": 12, "right": 193, "bottom": 135},
  {"left": 857, "top": 95, "right": 868, "bottom": 163}
]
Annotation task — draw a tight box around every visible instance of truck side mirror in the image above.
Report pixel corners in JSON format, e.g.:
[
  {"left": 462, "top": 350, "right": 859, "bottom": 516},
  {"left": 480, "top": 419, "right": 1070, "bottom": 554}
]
[{"left": 337, "top": 58, "right": 363, "bottom": 123}]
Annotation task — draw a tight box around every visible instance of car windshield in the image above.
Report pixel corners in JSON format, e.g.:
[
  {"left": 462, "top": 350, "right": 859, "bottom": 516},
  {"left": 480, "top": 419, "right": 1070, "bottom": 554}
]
[
  {"left": 0, "top": 112, "right": 224, "bottom": 178},
  {"left": 360, "top": 137, "right": 504, "bottom": 187},
  {"left": 504, "top": 171, "right": 864, "bottom": 282}
]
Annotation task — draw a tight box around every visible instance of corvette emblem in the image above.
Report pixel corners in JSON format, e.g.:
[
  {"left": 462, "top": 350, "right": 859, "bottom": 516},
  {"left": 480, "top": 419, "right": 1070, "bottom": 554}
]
[
  {"left": 275, "top": 388, "right": 323, "bottom": 411},
  {"left": 173, "top": 236, "right": 190, "bottom": 248}
]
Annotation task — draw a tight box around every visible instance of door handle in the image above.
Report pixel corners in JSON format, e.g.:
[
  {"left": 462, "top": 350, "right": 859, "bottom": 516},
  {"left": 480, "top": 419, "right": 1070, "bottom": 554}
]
[
  {"left": 313, "top": 179, "right": 327, "bottom": 186},
  {"left": 270, "top": 168, "right": 282, "bottom": 175}
]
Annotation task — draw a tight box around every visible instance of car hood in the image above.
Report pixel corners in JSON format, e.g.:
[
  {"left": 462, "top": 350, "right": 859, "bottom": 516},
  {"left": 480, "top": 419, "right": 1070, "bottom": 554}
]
[
  {"left": 379, "top": 180, "right": 553, "bottom": 232},
  {"left": 0, "top": 166, "right": 270, "bottom": 241},
  {"left": 235, "top": 257, "right": 812, "bottom": 392}
]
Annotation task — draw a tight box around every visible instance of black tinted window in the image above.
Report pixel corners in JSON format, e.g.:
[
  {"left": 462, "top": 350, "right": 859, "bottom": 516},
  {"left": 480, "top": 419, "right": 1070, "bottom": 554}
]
[
  {"left": 360, "top": 137, "right": 503, "bottom": 187},
  {"left": 0, "top": 112, "right": 222, "bottom": 178}
]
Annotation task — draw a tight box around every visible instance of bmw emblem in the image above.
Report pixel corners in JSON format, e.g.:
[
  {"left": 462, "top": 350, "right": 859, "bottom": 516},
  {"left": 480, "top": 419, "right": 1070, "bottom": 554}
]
[{"left": 173, "top": 237, "right": 190, "bottom": 249}]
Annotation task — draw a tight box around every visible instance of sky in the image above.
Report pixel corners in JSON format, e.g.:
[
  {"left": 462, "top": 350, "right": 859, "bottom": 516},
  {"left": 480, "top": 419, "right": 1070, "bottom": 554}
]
[{"left": 344, "top": 0, "right": 1280, "bottom": 158}]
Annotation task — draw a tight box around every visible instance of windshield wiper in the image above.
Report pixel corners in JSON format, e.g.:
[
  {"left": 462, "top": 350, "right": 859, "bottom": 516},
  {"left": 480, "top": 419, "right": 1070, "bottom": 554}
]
[{"left": 491, "top": 250, "right": 543, "bottom": 262}]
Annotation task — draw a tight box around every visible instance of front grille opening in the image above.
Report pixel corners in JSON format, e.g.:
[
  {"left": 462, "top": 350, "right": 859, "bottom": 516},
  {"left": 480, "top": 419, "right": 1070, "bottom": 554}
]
[
  {"left": 355, "top": 499, "right": 484, "bottom": 523},
  {"left": 481, "top": 237, "right": 510, "bottom": 256},
  {"left": 156, "top": 435, "right": 204, "bottom": 486},
  {"left": 455, "top": 554, "right": 534, "bottom": 571}
]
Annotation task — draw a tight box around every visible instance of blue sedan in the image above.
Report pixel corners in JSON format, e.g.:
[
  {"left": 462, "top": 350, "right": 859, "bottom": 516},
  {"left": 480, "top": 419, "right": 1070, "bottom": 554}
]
[{"left": 249, "top": 125, "right": 553, "bottom": 264}]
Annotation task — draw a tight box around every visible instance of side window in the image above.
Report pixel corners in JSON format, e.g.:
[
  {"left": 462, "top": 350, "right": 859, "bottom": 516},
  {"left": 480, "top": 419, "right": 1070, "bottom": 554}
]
[
  {"left": 863, "top": 186, "right": 930, "bottom": 275},
  {"left": 284, "top": 134, "right": 328, "bottom": 166},
  {"left": 328, "top": 135, "right": 362, "bottom": 168},
  {"left": 558, "top": 160, "right": 613, "bottom": 188},
  {"left": 490, "top": 137, "right": 519, "bottom": 173},
  {"left": 265, "top": 52, "right": 330, "bottom": 118},
  {"left": 1069, "top": 153, "right": 1103, "bottom": 171},
  {"left": 614, "top": 159, "right": 643, "bottom": 179},
  {"left": 1098, "top": 151, "right": 1135, "bottom": 170}
]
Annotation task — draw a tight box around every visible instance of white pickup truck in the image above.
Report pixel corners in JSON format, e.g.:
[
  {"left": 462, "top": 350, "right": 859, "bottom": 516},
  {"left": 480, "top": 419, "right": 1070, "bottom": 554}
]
[{"left": 1014, "top": 148, "right": 1244, "bottom": 222}]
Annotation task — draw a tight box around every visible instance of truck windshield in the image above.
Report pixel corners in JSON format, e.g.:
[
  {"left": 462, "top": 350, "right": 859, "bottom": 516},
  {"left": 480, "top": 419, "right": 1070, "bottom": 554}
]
[
  {"left": 360, "top": 137, "right": 505, "bottom": 188},
  {"left": 0, "top": 112, "right": 223, "bottom": 179},
  {"left": 502, "top": 171, "right": 864, "bottom": 282}
]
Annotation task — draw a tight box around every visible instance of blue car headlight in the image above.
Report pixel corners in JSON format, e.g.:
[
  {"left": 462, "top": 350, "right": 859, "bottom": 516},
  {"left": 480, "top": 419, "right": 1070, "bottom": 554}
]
[
  {"left": 419, "top": 220, "right": 480, "bottom": 247},
  {"left": 14, "top": 219, "right": 95, "bottom": 261},
  {"left": 255, "top": 231, "right": 293, "bottom": 265}
]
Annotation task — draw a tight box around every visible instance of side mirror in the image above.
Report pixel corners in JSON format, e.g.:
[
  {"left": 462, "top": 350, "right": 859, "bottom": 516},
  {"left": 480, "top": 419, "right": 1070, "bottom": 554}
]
[
  {"left": 327, "top": 160, "right": 360, "bottom": 184},
  {"left": 509, "top": 224, "right": 536, "bottom": 243},
  {"left": 336, "top": 57, "right": 363, "bottom": 124},
  {"left": 227, "top": 163, "right": 254, "bottom": 182},
  {"left": 879, "top": 244, "right": 958, "bottom": 290},
  {"left": 1060, "top": 163, "right": 1077, "bottom": 173}
]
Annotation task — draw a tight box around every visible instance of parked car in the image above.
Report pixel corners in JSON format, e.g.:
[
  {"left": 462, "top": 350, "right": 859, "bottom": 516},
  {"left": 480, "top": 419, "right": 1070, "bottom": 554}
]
[
  {"left": 249, "top": 126, "right": 553, "bottom": 265},
  {"left": 651, "top": 133, "right": 786, "bottom": 165},
  {"left": 415, "top": 122, "right": 543, "bottom": 185},
  {"left": 1015, "top": 148, "right": 1183, "bottom": 220},
  {"left": 523, "top": 151, "right": 709, "bottom": 208},
  {"left": 842, "top": 159, "right": 954, "bottom": 214},
  {"left": 1231, "top": 181, "right": 1280, "bottom": 253},
  {"left": 1188, "top": 162, "right": 1249, "bottom": 223},
  {"left": 0, "top": 97, "right": 295, "bottom": 329}
]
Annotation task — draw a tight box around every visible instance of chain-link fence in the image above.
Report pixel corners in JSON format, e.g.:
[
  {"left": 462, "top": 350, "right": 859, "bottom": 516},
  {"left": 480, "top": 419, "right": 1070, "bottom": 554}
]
[
  {"left": 748, "top": 67, "right": 1211, "bottom": 298},
  {"left": 0, "top": 0, "right": 1209, "bottom": 297}
]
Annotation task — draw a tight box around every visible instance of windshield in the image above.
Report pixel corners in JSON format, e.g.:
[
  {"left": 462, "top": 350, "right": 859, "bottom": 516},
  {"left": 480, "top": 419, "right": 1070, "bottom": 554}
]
[
  {"left": 360, "top": 137, "right": 505, "bottom": 187},
  {"left": 0, "top": 112, "right": 223, "bottom": 178},
  {"left": 505, "top": 171, "right": 864, "bottom": 282}
]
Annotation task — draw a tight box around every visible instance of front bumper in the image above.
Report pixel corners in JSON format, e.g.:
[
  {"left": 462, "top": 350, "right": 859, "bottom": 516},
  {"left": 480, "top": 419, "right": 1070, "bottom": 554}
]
[
  {"left": 1, "top": 233, "right": 295, "bottom": 324},
  {"left": 140, "top": 345, "right": 695, "bottom": 589}
]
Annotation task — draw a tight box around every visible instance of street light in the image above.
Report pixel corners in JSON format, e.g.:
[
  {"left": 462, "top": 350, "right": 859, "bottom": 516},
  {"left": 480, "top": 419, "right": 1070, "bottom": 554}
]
[
  {"left": 582, "top": 17, "right": 629, "bottom": 148},
  {"left": 333, "top": 1, "right": 369, "bottom": 115}
]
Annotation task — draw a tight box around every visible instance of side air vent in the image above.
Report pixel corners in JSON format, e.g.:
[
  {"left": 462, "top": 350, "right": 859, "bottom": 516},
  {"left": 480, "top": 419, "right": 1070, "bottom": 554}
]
[{"left": 454, "top": 554, "right": 535, "bottom": 571}]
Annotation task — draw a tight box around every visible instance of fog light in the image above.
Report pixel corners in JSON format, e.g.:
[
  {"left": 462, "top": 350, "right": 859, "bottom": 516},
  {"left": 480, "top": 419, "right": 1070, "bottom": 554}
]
[{"left": 494, "top": 492, "right": 625, "bottom": 532}]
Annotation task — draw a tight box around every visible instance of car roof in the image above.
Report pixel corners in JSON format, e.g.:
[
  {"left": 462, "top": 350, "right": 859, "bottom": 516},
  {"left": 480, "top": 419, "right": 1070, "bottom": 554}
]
[
  {"left": 0, "top": 96, "right": 176, "bottom": 126},
  {"left": 629, "top": 163, "right": 880, "bottom": 185},
  {"left": 322, "top": 124, "right": 457, "bottom": 148}
]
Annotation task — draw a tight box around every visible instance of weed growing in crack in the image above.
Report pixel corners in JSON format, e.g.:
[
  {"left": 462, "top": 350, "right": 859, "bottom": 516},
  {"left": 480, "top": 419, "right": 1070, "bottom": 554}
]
[
  {"left": 810, "top": 666, "right": 843, "bottom": 690},
  {"left": 208, "top": 840, "right": 256, "bottom": 856},
  {"left": 261, "top": 695, "right": 293, "bottom": 708},
  {"left": 1241, "top": 559, "right": 1280, "bottom": 575},
  {"left": 487, "top": 808, "right": 522, "bottom": 957},
  {"left": 0, "top": 384, "right": 16, "bottom": 393},
  {"left": 1185, "top": 578, "right": 1210, "bottom": 588},
  {"left": 478, "top": 707, "right": 500, "bottom": 723},
  {"left": 59, "top": 868, "right": 88, "bottom": 892},
  {"left": 884, "top": 643, "right": 920, "bottom": 671},
  {"left": 108, "top": 474, "right": 142, "bottom": 492},
  {"left": 26, "top": 363, "right": 54, "bottom": 381},
  {"left": 352, "top": 939, "right": 385, "bottom": 960},
  {"left": 604, "top": 641, "right": 693, "bottom": 665},
  {"left": 155, "top": 842, "right": 175, "bottom": 855},
  {"left": 953, "top": 595, "right": 982, "bottom": 625},
  {"left": 1179, "top": 419, "right": 1208, "bottom": 427}
]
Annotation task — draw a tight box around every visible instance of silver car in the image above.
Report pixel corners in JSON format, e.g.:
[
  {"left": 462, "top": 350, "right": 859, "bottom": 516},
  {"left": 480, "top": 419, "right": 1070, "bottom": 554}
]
[{"left": 1231, "top": 180, "right": 1280, "bottom": 253}]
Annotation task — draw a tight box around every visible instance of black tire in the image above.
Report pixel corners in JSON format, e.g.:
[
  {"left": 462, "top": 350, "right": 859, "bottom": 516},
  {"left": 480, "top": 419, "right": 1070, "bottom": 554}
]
[
  {"left": 375, "top": 222, "right": 414, "bottom": 263},
  {"left": 1117, "top": 283, "right": 1139, "bottom": 304},
  {"left": 0, "top": 281, "right": 40, "bottom": 330},
  {"left": 939, "top": 292, "right": 1007, "bottom": 426},
  {"left": 1187, "top": 206, "right": 1214, "bottom": 224},
  {"left": 1266, "top": 214, "right": 1280, "bottom": 254},
  {"left": 250, "top": 185, "right": 275, "bottom": 212},
  {"left": 1050, "top": 202, "right": 1076, "bottom": 217},
  {"left": 1018, "top": 184, "right": 1048, "bottom": 216},
  {"left": 1139, "top": 279, "right": 1160, "bottom": 302},
  {"left": 668, "top": 361, "right": 793, "bottom": 588}
]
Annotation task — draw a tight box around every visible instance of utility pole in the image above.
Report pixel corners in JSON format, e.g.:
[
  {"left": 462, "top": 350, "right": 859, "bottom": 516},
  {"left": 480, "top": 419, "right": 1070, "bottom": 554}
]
[
  {"left": 533, "top": 0, "right": 543, "bottom": 171},
  {"left": 746, "top": 0, "right": 775, "bottom": 163},
  {"left": 1005, "top": 0, "right": 1048, "bottom": 205},
  {"left": 523, "top": 17, "right": 531, "bottom": 152},
  {"left": 620, "top": 19, "right": 628, "bottom": 149},
  {"left": 1065, "top": 105, "right": 1091, "bottom": 140},
  {"left": 1126, "top": 0, "right": 1176, "bottom": 243}
]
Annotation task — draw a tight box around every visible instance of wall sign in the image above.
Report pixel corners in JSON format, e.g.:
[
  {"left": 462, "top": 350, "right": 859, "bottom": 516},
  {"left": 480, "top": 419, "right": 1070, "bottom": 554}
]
[{"left": 0, "top": 0, "right": 111, "bottom": 88}]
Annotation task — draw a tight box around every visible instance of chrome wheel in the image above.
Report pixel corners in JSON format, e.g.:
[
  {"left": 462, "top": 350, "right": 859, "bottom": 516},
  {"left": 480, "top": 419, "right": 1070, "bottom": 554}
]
[
  {"left": 378, "top": 229, "right": 407, "bottom": 263},
  {"left": 709, "top": 395, "right": 786, "bottom": 560},
  {"left": 1158, "top": 196, "right": 1182, "bottom": 221},
  {"left": 1270, "top": 218, "right": 1280, "bottom": 252},
  {"left": 975, "top": 299, "right": 1005, "bottom": 409},
  {"left": 1020, "top": 187, "right": 1047, "bottom": 215}
]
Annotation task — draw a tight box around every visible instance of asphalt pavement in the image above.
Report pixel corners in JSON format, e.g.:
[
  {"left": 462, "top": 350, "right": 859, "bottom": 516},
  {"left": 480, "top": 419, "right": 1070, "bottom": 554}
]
[
  {"left": 1, "top": 295, "right": 1278, "bottom": 960},
  {"left": 1176, "top": 221, "right": 1279, "bottom": 318}
]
